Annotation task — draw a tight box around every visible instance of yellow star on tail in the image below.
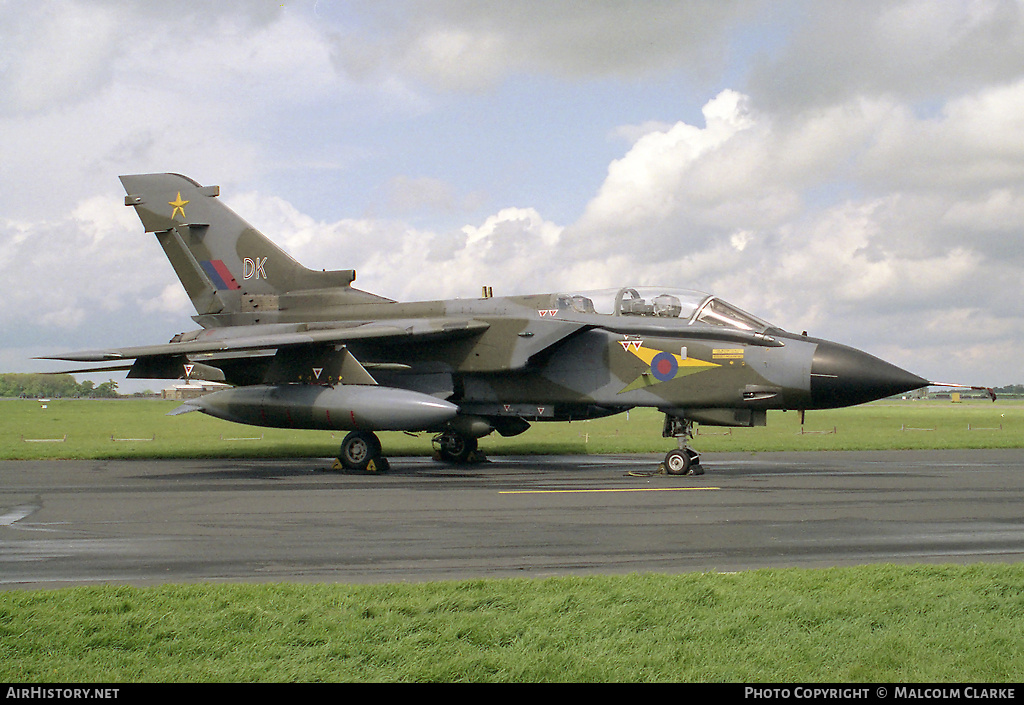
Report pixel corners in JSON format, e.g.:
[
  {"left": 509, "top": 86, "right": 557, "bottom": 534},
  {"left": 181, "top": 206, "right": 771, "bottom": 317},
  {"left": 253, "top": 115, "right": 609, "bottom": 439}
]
[{"left": 168, "top": 192, "right": 189, "bottom": 220}]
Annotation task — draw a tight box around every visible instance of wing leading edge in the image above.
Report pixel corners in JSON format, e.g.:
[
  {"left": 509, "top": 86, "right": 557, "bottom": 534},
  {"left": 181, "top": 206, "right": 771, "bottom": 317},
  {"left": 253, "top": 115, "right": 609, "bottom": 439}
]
[{"left": 41, "top": 318, "right": 491, "bottom": 363}]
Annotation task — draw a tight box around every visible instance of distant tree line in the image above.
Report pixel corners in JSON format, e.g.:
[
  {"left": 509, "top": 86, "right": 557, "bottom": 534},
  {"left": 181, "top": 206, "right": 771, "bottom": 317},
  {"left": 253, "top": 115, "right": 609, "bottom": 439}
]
[
  {"left": 0, "top": 373, "right": 120, "bottom": 398},
  {"left": 993, "top": 384, "right": 1024, "bottom": 395}
]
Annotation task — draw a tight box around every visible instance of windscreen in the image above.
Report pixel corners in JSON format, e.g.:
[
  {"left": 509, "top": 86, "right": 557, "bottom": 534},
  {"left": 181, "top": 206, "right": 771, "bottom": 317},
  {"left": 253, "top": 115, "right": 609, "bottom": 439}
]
[
  {"left": 692, "top": 297, "right": 772, "bottom": 331},
  {"left": 553, "top": 287, "right": 774, "bottom": 331}
]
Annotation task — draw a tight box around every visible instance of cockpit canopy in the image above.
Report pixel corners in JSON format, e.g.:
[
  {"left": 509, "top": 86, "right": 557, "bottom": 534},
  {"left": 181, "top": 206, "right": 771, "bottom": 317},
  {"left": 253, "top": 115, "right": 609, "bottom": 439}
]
[{"left": 554, "top": 287, "right": 773, "bottom": 332}]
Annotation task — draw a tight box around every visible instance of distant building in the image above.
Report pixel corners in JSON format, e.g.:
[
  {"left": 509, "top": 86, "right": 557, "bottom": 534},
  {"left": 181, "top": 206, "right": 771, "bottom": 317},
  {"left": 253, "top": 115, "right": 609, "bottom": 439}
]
[{"left": 161, "top": 383, "right": 228, "bottom": 401}]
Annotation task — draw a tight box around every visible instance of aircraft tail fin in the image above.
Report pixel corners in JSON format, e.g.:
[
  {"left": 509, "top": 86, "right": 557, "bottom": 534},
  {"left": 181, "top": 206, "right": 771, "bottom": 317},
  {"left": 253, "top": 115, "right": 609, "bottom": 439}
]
[{"left": 119, "top": 173, "right": 388, "bottom": 324}]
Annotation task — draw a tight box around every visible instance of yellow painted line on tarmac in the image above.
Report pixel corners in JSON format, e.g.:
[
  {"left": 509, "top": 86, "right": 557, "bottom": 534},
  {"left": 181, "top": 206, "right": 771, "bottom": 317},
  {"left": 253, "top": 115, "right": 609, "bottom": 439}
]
[{"left": 499, "top": 486, "right": 720, "bottom": 495}]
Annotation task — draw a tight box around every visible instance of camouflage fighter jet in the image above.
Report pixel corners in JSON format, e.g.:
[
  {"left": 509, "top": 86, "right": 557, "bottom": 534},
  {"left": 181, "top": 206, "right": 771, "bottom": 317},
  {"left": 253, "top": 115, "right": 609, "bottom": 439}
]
[{"left": 44, "top": 173, "right": 990, "bottom": 475}]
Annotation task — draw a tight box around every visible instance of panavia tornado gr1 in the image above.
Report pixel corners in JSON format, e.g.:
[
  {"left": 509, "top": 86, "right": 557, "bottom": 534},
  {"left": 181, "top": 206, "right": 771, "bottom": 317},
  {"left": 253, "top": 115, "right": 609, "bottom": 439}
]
[{"left": 44, "top": 173, "right": 991, "bottom": 475}]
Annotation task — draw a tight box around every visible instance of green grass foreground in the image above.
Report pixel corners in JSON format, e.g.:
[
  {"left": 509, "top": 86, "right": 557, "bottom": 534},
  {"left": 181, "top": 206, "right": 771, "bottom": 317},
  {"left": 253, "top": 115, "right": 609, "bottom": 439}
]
[
  {"left": 2, "top": 398, "right": 1022, "bottom": 460},
  {"left": 2, "top": 565, "right": 1023, "bottom": 682}
]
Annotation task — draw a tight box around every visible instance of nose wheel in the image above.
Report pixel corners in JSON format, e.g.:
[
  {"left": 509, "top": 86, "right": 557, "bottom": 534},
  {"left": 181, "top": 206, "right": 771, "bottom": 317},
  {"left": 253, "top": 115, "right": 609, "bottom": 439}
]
[
  {"left": 660, "top": 415, "right": 704, "bottom": 476},
  {"left": 663, "top": 447, "right": 702, "bottom": 475}
]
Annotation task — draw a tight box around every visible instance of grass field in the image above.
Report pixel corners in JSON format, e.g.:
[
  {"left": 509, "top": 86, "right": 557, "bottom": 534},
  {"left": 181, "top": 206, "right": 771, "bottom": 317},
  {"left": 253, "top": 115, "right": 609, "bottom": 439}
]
[
  {"left": 3, "top": 397, "right": 1023, "bottom": 682},
  {"left": 2, "top": 397, "right": 1022, "bottom": 460},
  {"left": 3, "top": 565, "right": 1024, "bottom": 682}
]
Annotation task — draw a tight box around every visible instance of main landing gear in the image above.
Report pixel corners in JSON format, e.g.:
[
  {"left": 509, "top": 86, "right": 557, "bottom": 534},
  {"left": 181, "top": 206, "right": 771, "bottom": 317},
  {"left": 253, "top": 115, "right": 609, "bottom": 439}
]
[
  {"left": 336, "top": 430, "right": 390, "bottom": 473},
  {"left": 432, "top": 430, "right": 485, "bottom": 464},
  {"left": 660, "top": 415, "right": 704, "bottom": 476},
  {"left": 335, "top": 429, "right": 486, "bottom": 472}
]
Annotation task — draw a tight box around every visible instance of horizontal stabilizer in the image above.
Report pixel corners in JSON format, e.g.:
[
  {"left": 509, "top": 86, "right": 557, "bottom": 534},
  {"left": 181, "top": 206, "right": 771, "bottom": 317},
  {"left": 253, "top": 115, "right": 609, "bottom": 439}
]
[
  {"left": 166, "top": 403, "right": 201, "bottom": 416},
  {"left": 43, "top": 363, "right": 135, "bottom": 375}
]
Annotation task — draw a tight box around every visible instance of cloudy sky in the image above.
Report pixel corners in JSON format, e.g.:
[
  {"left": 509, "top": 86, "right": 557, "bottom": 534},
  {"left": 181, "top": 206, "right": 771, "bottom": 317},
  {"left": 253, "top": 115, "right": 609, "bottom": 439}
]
[{"left": 3, "top": 0, "right": 1023, "bottom": 391}]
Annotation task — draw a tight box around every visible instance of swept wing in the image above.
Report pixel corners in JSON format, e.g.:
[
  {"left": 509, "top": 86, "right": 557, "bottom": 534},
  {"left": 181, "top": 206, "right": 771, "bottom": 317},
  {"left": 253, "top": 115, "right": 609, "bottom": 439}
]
[{"left": 42, "top": 318, "right": 490, "bottom": 364}]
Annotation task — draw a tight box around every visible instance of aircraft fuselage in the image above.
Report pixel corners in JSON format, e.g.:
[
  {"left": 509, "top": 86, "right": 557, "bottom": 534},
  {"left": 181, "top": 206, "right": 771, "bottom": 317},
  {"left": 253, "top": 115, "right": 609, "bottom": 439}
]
[{"left": 46, "top": 174, "right": 942, "bottom": 474}]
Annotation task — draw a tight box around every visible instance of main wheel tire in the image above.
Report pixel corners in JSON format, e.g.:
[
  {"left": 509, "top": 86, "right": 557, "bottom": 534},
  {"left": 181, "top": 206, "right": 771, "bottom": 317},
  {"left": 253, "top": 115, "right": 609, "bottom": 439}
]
[
  {"left": 436, "top": 432, "right": 478, "bottom": 463},
  {"left": 664, "top": 449, "right": 692, "bottom": 476},
  {"left": 339, "top": 431, "right": 382, "bottom": 471}
]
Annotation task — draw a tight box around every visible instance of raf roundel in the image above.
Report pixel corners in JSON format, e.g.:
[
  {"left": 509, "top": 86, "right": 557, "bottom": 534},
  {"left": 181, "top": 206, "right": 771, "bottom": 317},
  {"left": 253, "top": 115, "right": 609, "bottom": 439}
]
[{"left": 650, "top": 351, "right": 679, "bottom": 382}]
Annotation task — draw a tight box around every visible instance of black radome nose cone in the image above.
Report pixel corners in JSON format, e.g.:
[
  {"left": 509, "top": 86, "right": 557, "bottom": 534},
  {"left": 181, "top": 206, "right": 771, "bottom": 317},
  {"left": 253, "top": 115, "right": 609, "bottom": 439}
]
[{"left": 810, "top": 341, "right": 928, "bottom": 409}]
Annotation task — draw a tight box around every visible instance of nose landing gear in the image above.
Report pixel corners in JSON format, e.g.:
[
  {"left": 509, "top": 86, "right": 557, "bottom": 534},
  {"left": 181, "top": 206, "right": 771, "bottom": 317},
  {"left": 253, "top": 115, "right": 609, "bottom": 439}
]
[{"left": 660, "top": 414, "right": 704, "bottom": 476}]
